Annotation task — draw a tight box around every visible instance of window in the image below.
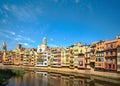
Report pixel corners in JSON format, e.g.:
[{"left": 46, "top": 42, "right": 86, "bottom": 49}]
[
  {"left": 106, "top": 58, "right": 108, "bottom": 63},
  {"left": 99, "top": 57, "right": 104, "bottom": 62},
  {"left": 110, "top": 51, "right": 113, "bottom": 56},
  {"left": 109, "top": 64, "right": 111, "bottom": 69},
  {"left": 117, "top": 58, "right": 120, "bottom": 62},
  {"left": 110, "top": 58, "right": 113, "bottom": 64},
  {"left": 80, "top": 50, "right": 82, "bottom": 53},
  {"left": 106, "top": 44, "right": 108, "bottom": 49},
  {"left": 110, "top": 44, "right": 113, "bottom": 48},
  {"left": 79, "top": 60, "right": 83, "bottom": 66},
  {"left": 117, "top": 65, "right": 120, "bottom": 69},
  {"left": 106, "top": 52, "right": 108, "bottom": 56},
  {"left": 66, "top": 57, "right": 69, "bottom": 62},
  {"left": 44, "top": 63, "right": 47, "bottom": 65},
  {"left": 39, "top": 49, "right": 42, "bottom": 52},
  {"left": 118, "top": 52, "right": 120, "bottom": 56}
]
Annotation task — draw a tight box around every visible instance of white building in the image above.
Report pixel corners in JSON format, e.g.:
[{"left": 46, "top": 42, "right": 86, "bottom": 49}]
[{"left": 36, "top": 37, "right": 50, "bottom": 66}]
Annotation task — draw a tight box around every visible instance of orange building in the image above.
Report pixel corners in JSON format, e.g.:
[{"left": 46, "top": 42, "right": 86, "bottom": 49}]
[{"left": 95, "top": 40, "right": 105, "bottom": 70}]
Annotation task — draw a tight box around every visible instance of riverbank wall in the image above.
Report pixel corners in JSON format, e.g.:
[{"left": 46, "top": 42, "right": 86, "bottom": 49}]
[{"left": 0, "top": 64, "right": 120, "bottom": 79}]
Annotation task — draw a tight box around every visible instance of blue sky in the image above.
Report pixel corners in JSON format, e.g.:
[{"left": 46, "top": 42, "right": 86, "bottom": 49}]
[{"left": 0, "top": 0, "right": 120, "bottom": 50}]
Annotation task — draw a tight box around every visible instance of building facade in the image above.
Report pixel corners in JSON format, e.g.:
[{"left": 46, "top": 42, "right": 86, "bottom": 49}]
[
  {"left": 50, "top": 47, "right": 62, "bottom": 68},
  {"left": 90, "top": 42, "right": 97, "bottom": 70},
  {"left": 95, "top": 41, "right": 105, "bottom": 70},
  {"left": 73, "top": 42, "right": 82, "bottom": 68},
  {"left": 36, "top": 37, "right": 49, "bottom": 66},
  {"left": 77, "top": 45, "right": 89, "bottom": 69},
  {"left": 69, "top": 46, "right": 74, "bottom": 69},
  {"left": 104, "top": 36, "right": 120, "bottom": 71},
  {"left": 117, "top": 46, "right": 120, "bottom": 72}
]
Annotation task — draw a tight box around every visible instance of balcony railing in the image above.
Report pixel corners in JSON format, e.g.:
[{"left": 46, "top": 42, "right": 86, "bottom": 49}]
[
  {"left": 105, "top": 54, "right": 116, "bottom": 57},
  {"left": 105, "top": 47, "right": 117, "bottom": 50}
]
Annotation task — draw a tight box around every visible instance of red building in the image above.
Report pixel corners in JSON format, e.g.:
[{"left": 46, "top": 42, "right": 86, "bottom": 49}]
[{"left": 104, "top": 37, "right": 120, "bottom": 71}]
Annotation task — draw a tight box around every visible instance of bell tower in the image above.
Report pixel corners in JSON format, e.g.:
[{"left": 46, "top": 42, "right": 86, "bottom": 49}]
[
  {"left": 43, "top": 37, "right": 47, "bottom": 45},
  {"left": 2, "top": 42, "right": 7, "bottom": 52}
]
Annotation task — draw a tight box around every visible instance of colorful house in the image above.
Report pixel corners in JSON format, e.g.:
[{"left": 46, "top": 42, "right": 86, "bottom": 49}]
[
  {"left": 61, "top": 48, "right": 66, "bottom": 67},
  {"left": 23, "top": 49, "right": 36, "bottom": 66},
  {"left": 117, "top": 45, "right": 120, "bottom": 72},
  {"left": 14, "top": 44, "right": 23, "bottom": 65},
  {"left": 35, "top": 37, "right": 50, "bottom": 66},
  {"left": 50, "top": 47, "right": 62, "bottom": 68},
  {"left": 104, "top": 36, "right": 120, "bottom": 71},
  {"left": 77, "top": 45, "right": 89, "bottom": 69},
  {"left": 69, "top": 46, "right": 74, "bottom": 69},
  {"left": 85, "top": 45, "right": 91, "bottom": 69},
  {"left": 95, "top": 40, "right": 105, "bottom": 70},
  {"left": 90, "top": 42, "right": 97, "bottom": 69},
  {"left": 64, "top": 48, "right": 70, "bottom": 67},
  {"left": 73, "top": 42, "right": 82, "bottom": 68}
]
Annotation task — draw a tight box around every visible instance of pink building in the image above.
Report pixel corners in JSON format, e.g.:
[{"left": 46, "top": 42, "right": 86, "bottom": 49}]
[{"left": 104, "top": 39, "right": 118, "bottom": 71}]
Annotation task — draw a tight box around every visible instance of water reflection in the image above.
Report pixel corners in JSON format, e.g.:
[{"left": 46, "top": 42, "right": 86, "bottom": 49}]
[{"left": 7, "top": 71, "right": 120, "bottom": 86}]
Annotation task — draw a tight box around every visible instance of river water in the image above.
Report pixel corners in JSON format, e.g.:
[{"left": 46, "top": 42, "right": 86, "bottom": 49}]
[{"left": 7, "top": 71, "right": 120, "bottom": 86}]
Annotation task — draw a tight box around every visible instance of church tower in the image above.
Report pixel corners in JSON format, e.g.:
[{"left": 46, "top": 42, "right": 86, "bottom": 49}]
[
  {"left": 43, "top": 37, "right": 47, "bottom": 45},
  {"left": 2, "top": 42, "right": 7, "bottom": 62},
  {"left": 2, "top": 42, "right": 7, "bottom": 52}
]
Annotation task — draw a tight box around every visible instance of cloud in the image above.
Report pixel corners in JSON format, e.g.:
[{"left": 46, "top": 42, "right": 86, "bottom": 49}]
[
  {"left": 0, "top": 30, "right": 15, "bottom": 39},
  {"left": 2, "top": 19, "right": 7, "bottom": 24},
  {"left": 16, "top": 35, "right": 35, "bottom": 43},
  {"left": 0, "top": 32, "right": 11, "bottom": 39},
  {"left": 5, "top": 30, "right": 15, "bottom": 35},
  {"left": 3, "top": 4, "right": 10, "bottom": 11},
  {"left": 87, "top": 2, "right": 93, "bottom": 14},
  {"left": 3, "top": 4, "right": 42, "bottom": 22},
  {"left": 24, "top": 43, "right": 29, "bottom": 46},
  {"left": 19, "top": 42, "right": 29, "bottom": 47},
  {"left": 53, "top": 0, "right": 58, "bottom": 3},
  {"left": 14, "top": 37, "right": 22, "bottom": 41},
  {"left": 0, "top": 29, "right": 15, "bottom": 35},
  {"left": 50, "top": 38, "right": 53, "bottom": 41},
  {"left": 75, "top": 0, "right": 80, "bottom": 3},
  {"left": 0, "top": 8, "right": 3, "bottom": 14}
]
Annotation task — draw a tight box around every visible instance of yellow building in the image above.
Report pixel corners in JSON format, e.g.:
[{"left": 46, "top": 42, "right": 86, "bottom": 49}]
[
  {"left": 23, "top": 49, "right": 36, "bottom": 66},
  {"left": 50, "top": 47, "right": 62, "bottom": 67},
  {"left": 73, "top": 42, "right": 86, "bottom": 68},
  {"left": 61, "top": 48, "right": 65, "bottom": 67},
  {"left": 14, "top": 44, "right": 23, "bottom": 65},
  {"left": 69, "top": 46, "right": 74, "bottom": 68},
  {"left": 61, "top": 48, "right": 70, "bottom": 67}
]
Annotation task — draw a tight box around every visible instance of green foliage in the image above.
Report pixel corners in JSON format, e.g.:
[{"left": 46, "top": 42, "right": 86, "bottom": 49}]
[
  {"left": 12, "top": 69, "right": 25, "bottom": 77},
  {"left": 0, "top": 69, "right": 25, "bottom": 86},
  {"left": 0, "top": 69, "right": 14, "bottom": 86}
]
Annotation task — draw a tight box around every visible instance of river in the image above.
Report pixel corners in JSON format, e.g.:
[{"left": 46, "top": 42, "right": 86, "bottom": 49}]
[{"left": 7, "top": 71, "right": 120, "bottom": 86}]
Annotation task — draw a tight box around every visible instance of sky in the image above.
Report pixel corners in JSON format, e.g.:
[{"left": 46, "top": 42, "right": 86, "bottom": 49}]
[{"left": 0, "top": 0, "right": 120, "bottom": 50}]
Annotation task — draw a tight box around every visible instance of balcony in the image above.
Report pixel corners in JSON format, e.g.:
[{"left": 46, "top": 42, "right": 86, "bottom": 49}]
[
  {"left": 105, "top": 47, "right": 117, "bottom": 51},
  {"left": 105, "top": 54, "right": 116, "bottom": 57},
  {"left": 96, "top": 48, "right": 105, "bottom": 52},
  {"left": 90, "top": 56, "right": 95, "bottom": 62},
  {"left": 95, "top": 63, "right": 104, "bottom": 68}
]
